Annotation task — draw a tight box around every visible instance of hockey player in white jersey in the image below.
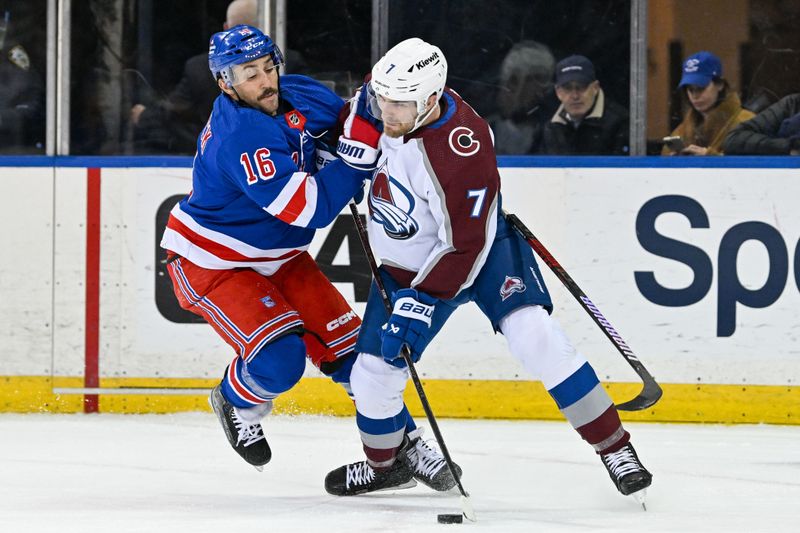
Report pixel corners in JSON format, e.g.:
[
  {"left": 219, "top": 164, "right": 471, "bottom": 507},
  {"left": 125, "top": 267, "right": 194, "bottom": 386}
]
[{"left": 324, "top": 38, "right": 653, "bottom": 504}]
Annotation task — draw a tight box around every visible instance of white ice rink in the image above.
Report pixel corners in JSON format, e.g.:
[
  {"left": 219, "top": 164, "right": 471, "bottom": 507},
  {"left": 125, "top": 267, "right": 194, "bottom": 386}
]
[{"left": 1, "top": 413, "right": 797, "bottom": 532}]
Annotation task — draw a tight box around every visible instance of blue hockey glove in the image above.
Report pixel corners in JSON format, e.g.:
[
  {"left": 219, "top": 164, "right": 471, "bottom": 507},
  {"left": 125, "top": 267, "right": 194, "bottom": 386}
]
[
  {"left": 380, "top": 288, "right": 438, "bottom": 368},
  {"left": 337, "top": 86, "right": 382, "bottom": 171}
]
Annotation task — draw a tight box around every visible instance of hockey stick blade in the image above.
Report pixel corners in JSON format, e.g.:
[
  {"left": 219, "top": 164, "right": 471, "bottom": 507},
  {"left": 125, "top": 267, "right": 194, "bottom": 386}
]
[
  {"left": 504, "top": 212, "right": 663, "bottom": 411},
  {"left": 615, "top": 375, "right": 662, "bottom": 411}
]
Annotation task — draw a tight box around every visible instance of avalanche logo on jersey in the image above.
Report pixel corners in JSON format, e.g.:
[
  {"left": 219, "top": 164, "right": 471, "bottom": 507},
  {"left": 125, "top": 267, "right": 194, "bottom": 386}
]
[
  {"left": 499, "top": 276, "right": 526, "bottom": 301},
  {"left": 448, "top": 126, "right": 480, "bottom": 157},
  {"left": 368, "top": 162, "right": 419, "bottom": 240}
]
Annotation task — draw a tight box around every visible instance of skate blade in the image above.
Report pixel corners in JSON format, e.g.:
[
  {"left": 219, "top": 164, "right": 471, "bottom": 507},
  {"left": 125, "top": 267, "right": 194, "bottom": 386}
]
[
  {"left": 630, "top": 488, "right": 647, "bottom": 511},
  {"left": 253, "top": 464, "right": 264, "bottom": 472},
  {"left": 375, "top": 479, "right": 417, "bottom": 493}
]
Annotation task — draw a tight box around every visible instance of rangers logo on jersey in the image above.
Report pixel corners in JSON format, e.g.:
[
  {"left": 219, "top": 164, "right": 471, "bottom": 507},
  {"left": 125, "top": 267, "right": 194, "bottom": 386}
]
[
  {"left": 499, "top": 276, "right": 526, "bottom": 301},
  {"left": 200, "top": 117, "right": 213, "bottom": 154},
  {"left": 368, "top": 162, "right": 419, "bottom": 240}
]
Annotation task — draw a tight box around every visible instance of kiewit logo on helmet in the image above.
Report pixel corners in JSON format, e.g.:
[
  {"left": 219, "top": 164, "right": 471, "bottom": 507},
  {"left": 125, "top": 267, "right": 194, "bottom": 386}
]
[{"left": 411, "top": 51, "right": 439, "bottom": 71}]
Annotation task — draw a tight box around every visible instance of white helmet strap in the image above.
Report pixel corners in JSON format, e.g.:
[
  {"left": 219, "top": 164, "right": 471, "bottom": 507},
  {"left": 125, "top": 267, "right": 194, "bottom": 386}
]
[{"left": 409, "top": 94, "right": 439, "bottom": 133}]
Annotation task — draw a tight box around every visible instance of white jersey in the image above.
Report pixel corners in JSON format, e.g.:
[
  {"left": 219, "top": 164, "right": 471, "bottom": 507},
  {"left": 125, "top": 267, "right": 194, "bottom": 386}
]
[{"left": 366, "top": 88, "right": 500, "bottom": 300}]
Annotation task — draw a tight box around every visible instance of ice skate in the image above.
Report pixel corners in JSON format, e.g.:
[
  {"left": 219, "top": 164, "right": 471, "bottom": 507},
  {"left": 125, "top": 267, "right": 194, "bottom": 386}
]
[
  {"left": 406, "top": 427, "right": 462, "bottom": 491},
  {"left": 209, "top": 385, "right": 272, "bottom": 471},
  {"left": 325, "top": 439, "right": 416, "bottom": 496},
  {"left": 601, "top": 442, "right": 652, "bottom": 509}
]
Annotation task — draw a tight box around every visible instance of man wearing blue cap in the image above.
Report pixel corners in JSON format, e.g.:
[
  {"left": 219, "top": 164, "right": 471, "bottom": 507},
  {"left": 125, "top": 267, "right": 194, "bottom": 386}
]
[
  {"left": 540, "top": 54, "right": 629, "bottom": 155},
  {"left": 663, "top": 51, "right": 753, "bottom": 156}
]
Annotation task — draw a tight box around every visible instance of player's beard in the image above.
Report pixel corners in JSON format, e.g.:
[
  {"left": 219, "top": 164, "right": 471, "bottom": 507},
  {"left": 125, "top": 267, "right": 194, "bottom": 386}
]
[{"left": 383, "top": 120, "right": 414, "bottom": 138}]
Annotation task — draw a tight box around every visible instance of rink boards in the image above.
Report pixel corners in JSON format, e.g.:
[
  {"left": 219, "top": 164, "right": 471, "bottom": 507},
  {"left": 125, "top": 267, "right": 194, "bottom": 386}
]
[{"left": 0, "top": 157, "right": 798, "bottom": 423}]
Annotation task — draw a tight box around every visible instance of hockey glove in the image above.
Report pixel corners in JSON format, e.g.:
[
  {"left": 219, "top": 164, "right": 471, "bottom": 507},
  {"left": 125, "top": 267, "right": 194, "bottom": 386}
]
[
  {"left": 380, "top": 288, "right": 438, "bottom": 368},
  {"left": 353, "top": 81, "right": 384, "bottom": 132},
  {"left": 337, "top": 86, "right": 382, "bottom": 171}
]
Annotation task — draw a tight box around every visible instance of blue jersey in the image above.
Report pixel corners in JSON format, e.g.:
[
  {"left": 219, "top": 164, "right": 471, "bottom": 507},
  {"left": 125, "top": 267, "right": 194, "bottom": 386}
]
[{"left": 161, "top": 75, "right": 364, "bottom": 274}]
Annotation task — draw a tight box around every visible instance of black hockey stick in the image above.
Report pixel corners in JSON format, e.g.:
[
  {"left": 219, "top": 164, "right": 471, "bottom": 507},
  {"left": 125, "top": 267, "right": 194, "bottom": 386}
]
[
  {"left": 348, "top": 203, "right": 476, "bottom": 522},
  {"left": 505, "top": 211, "right": 662, "bottom": 411}
]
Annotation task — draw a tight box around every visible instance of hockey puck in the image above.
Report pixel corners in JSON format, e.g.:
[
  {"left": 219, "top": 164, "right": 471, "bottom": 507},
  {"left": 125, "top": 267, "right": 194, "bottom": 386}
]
[{"left": 437, "top": 514, "right": 463, "bottom": 524}]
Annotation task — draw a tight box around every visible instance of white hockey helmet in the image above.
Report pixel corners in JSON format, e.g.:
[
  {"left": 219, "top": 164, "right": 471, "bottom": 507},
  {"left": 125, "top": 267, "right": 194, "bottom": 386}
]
[{"left": 370, "top": 38, "right": 448, "bottom": 132}]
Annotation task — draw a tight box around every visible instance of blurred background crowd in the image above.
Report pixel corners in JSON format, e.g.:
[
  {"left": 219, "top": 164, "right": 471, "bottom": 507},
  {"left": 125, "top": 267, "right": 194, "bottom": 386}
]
[{"left": 2, "top": 0, "right": 799, "bottom": 157}]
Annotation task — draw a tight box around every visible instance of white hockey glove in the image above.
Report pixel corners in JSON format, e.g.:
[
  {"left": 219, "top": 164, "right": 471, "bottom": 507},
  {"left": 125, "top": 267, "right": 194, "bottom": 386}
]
[{"left": 337, "top": 87, "right": 381, "bottom": 171}]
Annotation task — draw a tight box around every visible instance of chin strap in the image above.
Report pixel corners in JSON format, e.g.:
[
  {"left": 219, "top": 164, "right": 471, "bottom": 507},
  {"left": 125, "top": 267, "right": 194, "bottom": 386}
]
[{"left": 408, "top": 98, "right": 441, "bottom": 134}]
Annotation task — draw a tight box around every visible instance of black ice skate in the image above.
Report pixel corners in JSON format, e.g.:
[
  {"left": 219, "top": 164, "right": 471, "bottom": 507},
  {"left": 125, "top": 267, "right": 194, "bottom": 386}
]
[
  {"left": 209, "top": 385, "right": 271, "bottom": 471},
  {"left": 325, "top": 439, "right": 416, "bottom": 496},
  {"left": 406, "top": 428, "right": 462, "bottom": 491},
  {"left": 601, "top": 442, "right": 652, "bottom": 509}
]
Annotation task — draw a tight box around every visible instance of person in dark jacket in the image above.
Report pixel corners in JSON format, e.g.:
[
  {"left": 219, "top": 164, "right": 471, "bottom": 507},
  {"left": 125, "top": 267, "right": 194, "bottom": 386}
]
[
  {"left": 0, "top": 9, "right": 45, "bottom": 153},
  {"left": 723, "top": 93, "right": 800, "bottom": 155},
  {"left": 487, "top": 40, "right": 559, "bottom": 155},
  {"left": 129, "top": 0, "right": 258, "bottom": 154},
  {"left": 130, "top": 53, "right": 219, "bottom": 154},
  {"left": 539, "top": 55, "right": 629, "bottom": 155}
]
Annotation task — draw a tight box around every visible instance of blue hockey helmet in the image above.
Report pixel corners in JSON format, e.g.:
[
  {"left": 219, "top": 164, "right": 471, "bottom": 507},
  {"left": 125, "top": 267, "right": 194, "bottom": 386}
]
[{"left": 208, "top": 24, "right": 284, "bottom": 87}]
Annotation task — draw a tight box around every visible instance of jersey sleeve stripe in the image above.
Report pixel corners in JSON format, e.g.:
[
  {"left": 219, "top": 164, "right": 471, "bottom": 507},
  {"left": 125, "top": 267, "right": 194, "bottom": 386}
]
[
  {"left": 288, "top": 175, "right": 319, "bottom": 227},
  {"left": 265, "top": 173, "right": 319, "bottom": 227},
  {"left": 264, "top": 171, "right": 309, "bottom": 223}
]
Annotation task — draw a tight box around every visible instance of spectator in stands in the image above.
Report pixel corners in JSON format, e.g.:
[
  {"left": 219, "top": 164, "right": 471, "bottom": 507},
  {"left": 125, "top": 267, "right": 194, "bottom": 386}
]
[
  {"left": 662, "top": 51, "right": 754, "bottom": 156},
  {"left": 487, "top": 41, "right": 559, "bottom": 155},
  {"left": 129, "top": 0, "right": 259, "bottom": 154},
  {"left": 0, "top": 8, "right": 44, "bottom": 153},
  {"left": 723, "top": 93, "right": 800, "bottom": 155},
  {"left": 539, "top": 55, "right": 628, "bottom": 155}
]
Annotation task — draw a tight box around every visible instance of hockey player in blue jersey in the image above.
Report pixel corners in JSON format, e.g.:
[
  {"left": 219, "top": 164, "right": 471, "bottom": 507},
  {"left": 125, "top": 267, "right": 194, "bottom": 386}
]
[
  {"left": 324, "top": 38, "right": 653, "bottom": 506},
  {"left": 161, "top": 26, "right": 453, "bottom": 484}
]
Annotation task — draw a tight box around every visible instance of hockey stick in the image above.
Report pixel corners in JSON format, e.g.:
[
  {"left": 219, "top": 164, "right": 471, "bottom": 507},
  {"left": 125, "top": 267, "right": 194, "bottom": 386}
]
[
  {"left": 504, "top": 211, "right": 662, "bottom": 411},
  {"left": 348, "top": 203, "right": 476, "bottom": 522}
]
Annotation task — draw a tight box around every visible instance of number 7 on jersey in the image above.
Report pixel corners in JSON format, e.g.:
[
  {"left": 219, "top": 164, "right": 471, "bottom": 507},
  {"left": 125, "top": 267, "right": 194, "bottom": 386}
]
[{"left": 466, "top": 188, "right": 487, "bottom": 218}]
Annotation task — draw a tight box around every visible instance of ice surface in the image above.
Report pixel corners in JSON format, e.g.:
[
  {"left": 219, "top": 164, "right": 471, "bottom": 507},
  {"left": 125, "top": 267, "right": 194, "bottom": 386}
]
[{"left": 1, "top": 414, "right": 797, "bottom": 532}]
